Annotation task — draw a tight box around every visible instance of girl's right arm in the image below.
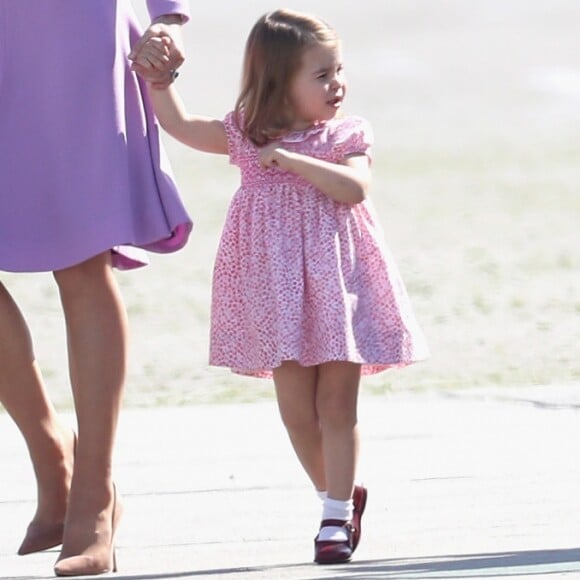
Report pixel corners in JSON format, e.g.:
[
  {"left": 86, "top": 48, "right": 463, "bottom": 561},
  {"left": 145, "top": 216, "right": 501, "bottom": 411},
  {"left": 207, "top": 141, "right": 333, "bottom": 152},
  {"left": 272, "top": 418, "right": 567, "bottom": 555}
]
[{"left": 149, "top": 85, "right": 228, "bottom": 155}]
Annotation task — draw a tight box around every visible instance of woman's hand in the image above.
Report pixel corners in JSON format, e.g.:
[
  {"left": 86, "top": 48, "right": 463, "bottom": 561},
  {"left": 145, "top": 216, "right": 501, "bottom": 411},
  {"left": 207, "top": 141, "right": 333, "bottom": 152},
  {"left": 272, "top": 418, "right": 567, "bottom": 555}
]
[{"left": 129, "top": 17, "right": 185, "bottom": 89}]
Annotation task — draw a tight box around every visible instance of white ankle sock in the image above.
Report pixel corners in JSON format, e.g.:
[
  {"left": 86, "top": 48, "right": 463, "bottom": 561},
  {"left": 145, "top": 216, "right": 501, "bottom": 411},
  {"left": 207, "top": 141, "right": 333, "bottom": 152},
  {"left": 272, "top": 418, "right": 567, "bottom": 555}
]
[
  {"left": 322, "top": 497, "right": 354, "bottom": 521},
  {"left": 316, "top": 489, "right": 328, "bottom": 502},
  {"left": 318, "top": 497, "right": 354, "bottom": 542}
]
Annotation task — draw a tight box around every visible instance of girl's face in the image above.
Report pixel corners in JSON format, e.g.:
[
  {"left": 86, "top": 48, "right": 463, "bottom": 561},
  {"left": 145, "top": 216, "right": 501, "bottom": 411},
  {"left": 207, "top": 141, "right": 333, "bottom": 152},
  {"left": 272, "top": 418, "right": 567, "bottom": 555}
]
[{"left": 288, "top": 42, "right": 345, "bottom": 130}]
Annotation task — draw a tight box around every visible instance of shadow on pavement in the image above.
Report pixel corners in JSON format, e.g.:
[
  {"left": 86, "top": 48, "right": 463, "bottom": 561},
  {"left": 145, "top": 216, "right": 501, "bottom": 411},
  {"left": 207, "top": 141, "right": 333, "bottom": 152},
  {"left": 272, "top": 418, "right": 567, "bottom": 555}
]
[
  {"left": 110, "top": 546, "right": 580, "bottom": 579},
  {"left": 330, "top": 547, "right": 580, "bottom": 578}
]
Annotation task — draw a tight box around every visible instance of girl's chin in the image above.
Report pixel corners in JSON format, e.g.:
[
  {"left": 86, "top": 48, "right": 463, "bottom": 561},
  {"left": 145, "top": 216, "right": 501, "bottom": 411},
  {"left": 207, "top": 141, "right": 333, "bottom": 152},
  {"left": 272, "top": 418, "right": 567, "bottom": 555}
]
[{"left": 325, "top": 108, "right": 341, "bottom": 120}]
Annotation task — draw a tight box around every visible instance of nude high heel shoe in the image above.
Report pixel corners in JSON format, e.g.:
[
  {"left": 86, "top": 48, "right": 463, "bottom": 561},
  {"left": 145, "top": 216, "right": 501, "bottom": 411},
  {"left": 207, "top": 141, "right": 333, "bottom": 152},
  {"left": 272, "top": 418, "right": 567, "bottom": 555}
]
[
  {"left": 18, "top": 432, "right": 76, "bottom": 556},
  {"left": 54, "top": 484, "right": 123, "bottom": 577},
  {"left": 18, "top": 522, "right": 65, "bottom": 556}
]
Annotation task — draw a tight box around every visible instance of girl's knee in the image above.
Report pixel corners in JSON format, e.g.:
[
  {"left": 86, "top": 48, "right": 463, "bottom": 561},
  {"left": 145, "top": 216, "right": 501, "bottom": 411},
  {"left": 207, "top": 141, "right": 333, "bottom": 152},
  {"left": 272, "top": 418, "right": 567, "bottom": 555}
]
[
  {"left": 317, "top": 394, "right": 357, "bottom": 430},
  {"left": 278, "top": 404, "right": 319, "bottom": 434},
  {"left": 315, "top": 362, "right": 360, "bottom": 428}
]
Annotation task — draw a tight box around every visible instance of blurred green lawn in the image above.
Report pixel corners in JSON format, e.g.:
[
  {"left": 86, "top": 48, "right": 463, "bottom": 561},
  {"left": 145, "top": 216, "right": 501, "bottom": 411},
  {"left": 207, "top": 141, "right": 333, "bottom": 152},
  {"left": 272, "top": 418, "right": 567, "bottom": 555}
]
[{"left": 3, "top": 1, "right": 579, "bottom": 407}]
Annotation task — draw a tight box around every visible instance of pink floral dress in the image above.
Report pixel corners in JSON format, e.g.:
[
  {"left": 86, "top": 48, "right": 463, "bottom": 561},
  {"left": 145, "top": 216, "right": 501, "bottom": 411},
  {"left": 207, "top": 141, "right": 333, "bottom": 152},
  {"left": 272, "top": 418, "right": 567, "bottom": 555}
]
[{"left": 209, "top": 113, "right": 429, "bottom": 378}]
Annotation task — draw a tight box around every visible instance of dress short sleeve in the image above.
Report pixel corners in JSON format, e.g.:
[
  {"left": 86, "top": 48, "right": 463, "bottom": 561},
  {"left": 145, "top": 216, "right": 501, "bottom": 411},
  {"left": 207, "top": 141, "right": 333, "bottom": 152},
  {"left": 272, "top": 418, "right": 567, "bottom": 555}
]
[
  {"left": 334, "top": 116, "right": 374, "bottom": 161},
  {"left": 146, "top": 0, "right": 191, "bottom": 22},
  {"left": 223, "top": 111, "right": 246, "bottom": 166}
]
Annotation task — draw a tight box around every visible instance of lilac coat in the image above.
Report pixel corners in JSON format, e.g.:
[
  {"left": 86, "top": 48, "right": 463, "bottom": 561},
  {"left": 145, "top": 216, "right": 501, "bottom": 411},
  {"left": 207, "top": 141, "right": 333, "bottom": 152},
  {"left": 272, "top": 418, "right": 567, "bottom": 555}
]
[{"left": 0, "top": 0, "right": 192, "bottom": 272}]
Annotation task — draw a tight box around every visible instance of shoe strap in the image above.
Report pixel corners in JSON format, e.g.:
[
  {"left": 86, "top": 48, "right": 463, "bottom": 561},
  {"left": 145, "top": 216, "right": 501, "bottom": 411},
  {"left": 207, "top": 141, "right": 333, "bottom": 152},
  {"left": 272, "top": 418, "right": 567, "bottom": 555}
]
[{"left": 320, "top": 519, "right": 353, "bottom": 530}]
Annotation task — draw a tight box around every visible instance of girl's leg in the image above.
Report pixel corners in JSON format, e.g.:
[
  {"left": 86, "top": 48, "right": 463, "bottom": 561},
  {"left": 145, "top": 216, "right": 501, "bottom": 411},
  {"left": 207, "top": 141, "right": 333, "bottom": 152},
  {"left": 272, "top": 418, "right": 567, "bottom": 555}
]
[
  {"left": 273, "top": 361, "right": 326, "bottom": 491},
  {"left": 0, "top": 281, "right": 74, "bottom": 554},
  {"left": 316, "top": 361, "right": 361, "bottom": 501},
  {"left": 313, "top": 361, "right": 362, "bottom": 563},
  {"left": 53, "top": 253, "right": 127, "bottom": 575}
]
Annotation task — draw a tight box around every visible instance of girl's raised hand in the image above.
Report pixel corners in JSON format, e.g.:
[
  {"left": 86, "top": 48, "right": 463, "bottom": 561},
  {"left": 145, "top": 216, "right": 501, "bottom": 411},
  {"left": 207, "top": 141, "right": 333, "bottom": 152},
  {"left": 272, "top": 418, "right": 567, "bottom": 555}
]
[{"left": 259, "top": 142, "right": 291, "bottom": 169}]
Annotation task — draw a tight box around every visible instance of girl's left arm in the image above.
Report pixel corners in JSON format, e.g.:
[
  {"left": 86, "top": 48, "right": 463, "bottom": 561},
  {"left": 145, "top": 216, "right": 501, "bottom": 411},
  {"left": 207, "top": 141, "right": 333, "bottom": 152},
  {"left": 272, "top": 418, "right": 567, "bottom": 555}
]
[{"left": 259, "top": 145, "right": 371, "bottom": 204}]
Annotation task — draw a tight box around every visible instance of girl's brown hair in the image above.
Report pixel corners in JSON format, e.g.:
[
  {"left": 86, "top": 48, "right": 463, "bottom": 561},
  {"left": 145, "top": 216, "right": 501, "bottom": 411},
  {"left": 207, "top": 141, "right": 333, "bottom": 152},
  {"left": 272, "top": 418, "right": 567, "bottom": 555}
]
[{"left": 234, "top": 9, "right": 338, "bottom": 146}]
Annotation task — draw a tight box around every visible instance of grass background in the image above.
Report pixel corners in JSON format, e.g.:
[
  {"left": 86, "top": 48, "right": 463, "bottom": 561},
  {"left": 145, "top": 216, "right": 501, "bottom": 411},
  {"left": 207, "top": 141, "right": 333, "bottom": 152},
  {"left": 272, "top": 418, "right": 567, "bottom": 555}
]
[{"left": 3, "top": 0, "right": 579, "bottom": 408}]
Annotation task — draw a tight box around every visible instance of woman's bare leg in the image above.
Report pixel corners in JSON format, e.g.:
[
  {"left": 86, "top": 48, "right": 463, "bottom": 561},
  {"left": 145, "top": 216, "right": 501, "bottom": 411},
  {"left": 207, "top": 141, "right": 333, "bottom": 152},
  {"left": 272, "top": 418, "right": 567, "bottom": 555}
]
[
  {"left": 0, "top": 281, "right": 74, "bottom": 554},
  {"left": 53, "top": 253, "right": 127, "bottom": 575}
]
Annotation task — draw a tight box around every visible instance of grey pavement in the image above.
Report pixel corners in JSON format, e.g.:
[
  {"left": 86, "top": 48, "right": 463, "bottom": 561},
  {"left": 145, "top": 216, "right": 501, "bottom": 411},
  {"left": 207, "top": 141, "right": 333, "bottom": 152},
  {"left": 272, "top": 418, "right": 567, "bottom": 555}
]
[{"left": 1, "top": 387, "right": 580, "bottom": 579}]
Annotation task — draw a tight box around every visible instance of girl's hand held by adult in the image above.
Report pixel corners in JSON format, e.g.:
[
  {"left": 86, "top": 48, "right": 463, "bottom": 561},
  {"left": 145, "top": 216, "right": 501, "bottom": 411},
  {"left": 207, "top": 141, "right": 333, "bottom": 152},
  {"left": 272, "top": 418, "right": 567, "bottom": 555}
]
[
  {"left": 129, "top": 15, "right": 185, "bottom": 89},
  {"left": 129, "top": 35, "right": 170, "bottom": 71}
]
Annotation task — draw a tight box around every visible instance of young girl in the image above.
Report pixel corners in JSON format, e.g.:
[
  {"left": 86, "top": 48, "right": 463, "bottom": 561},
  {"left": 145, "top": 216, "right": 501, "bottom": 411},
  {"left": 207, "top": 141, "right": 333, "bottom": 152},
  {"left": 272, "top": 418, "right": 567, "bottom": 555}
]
[{"left": 133, "top": 8, "right": 429, "bottom": 564}]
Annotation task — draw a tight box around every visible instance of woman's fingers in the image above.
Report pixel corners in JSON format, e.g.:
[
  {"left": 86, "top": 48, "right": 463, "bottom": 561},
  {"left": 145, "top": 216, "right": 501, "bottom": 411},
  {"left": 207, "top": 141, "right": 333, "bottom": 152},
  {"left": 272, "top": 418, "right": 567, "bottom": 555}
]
[{"left": 129, "top": 36, "right": 170, "bottom": 70}]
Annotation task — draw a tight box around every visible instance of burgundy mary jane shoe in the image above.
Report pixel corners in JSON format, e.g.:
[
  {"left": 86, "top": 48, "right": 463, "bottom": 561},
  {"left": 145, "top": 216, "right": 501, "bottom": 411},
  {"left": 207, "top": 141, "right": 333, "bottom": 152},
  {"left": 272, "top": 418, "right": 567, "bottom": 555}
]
[
  {"left": 352, "top": 484, "right": 368, "bottom": 552},
  {"left": 314, "top": 519, "right": 354, "bottom": 564}
]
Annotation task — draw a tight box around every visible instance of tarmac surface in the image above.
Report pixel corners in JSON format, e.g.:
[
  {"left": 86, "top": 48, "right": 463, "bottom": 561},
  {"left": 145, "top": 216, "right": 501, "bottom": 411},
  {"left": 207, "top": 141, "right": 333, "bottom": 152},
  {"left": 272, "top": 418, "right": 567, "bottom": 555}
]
[{"left": 1, "top": 386, "right": 580, "bottom": 579}]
